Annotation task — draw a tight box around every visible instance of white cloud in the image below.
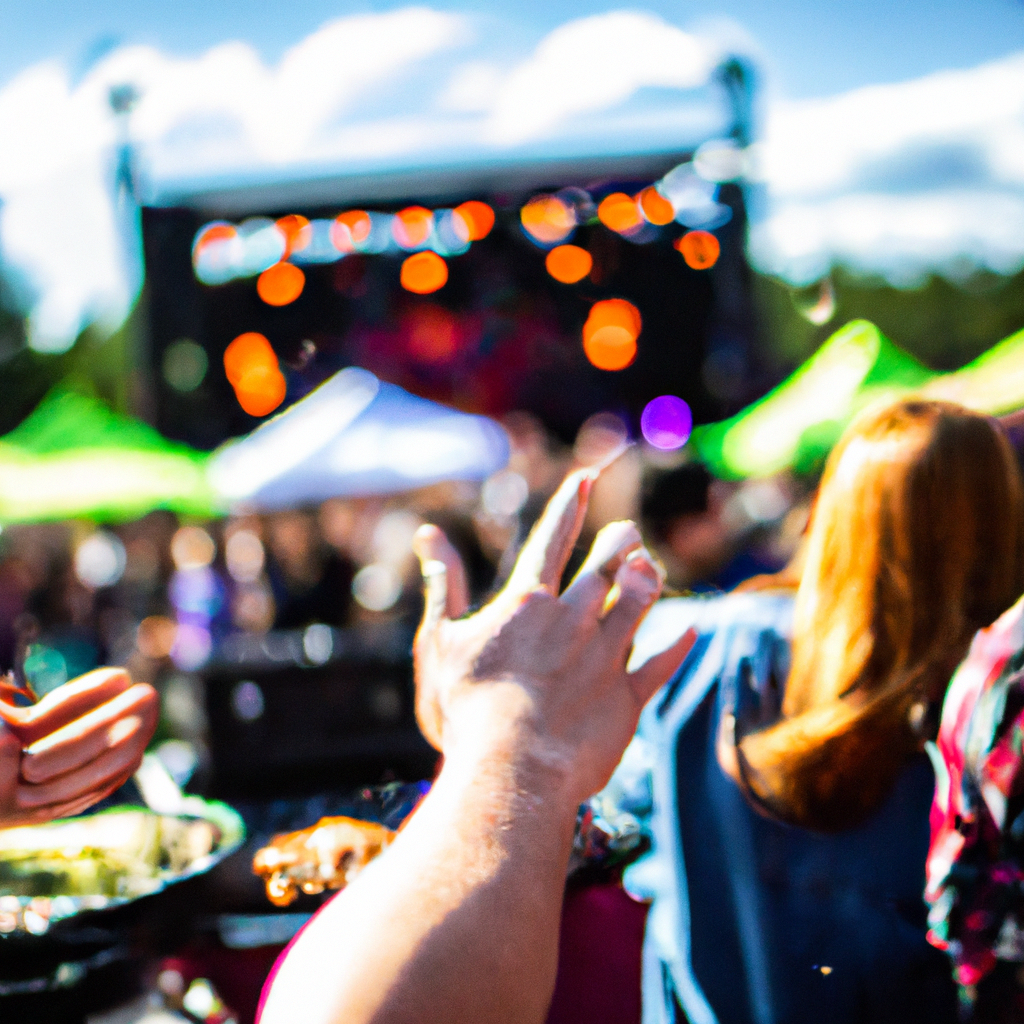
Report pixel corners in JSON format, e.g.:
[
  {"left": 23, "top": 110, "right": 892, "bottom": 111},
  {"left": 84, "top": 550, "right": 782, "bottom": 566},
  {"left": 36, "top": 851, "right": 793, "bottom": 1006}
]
[
  {"left": 749, "top": 190, "right": 1024, "bottom": 286},
  {"left": 484, "top": 12, "right": 718, "bottom": 145},
  {"left": 438, "top": 60, "right": 504, "bottom": 113},
  {"left": 0, "top": 7, "right": 467, "bottom": 352},
  {"left": 10, "top": 6, "right": 1022, "bottom": 354},
  {"left": 752, "top": 51, "right": 1024, "bottom": 284},
  {"left": 0, "top": 8, "right": 727, "bottom": 354}
]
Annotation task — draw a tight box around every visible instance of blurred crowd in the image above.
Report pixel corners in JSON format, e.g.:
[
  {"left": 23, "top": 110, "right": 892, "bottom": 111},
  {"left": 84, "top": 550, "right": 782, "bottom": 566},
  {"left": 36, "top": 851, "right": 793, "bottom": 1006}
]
[{"left": 0, "top": 408, "right": 806, "bottom": 778}]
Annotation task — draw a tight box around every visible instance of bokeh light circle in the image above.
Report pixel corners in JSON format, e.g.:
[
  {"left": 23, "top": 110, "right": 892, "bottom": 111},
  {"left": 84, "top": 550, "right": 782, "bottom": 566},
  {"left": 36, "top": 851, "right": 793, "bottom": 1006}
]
[
  {"left": 520, "top": 195, "right": 575, "bottom": 245},
  {"left": 584, "top": 326, "right": 637, "bottom": 371},
  {"left": 192, "top": 222, "right": 243, "bottom": 284},
  {"left": 582, "top": 298, "right": 641, "bottom": 371},
  {"left": 393, "top": 206, "right": 434, "bottom": 249},
  {"left": 275, "top": 215, "right": 312, "bottom": 257},
  {"left": 400, "top": 251, "right": 448, "bottom": 294},
  {"left": 352, "top": 563, "right": 402, "bottom": 612},
  {"left": 235, "top": 365, "right": 287, "bottom": 417},
  {"left": 407, "top": 304, "right": 459, "bottom": 363},
  {"left": 597, "top": 193, "right": 643, "bottom": 234},
  {"left": 192, "top": 222, "right": 237, "bottom": 259},
  {"left": 163, "top": 338, "right": 208, "bottom": 393},
  {"left": 545, "top": 245, "right": 593, "bottom": 284},
  {"left": 675, "top": 230, "right": 720, "bottom": 270},
  {"left": 171, "top": 525, "right": 216, "bottom": 570},
  {"left": 331, "top": 210, "right": 372, "bottom": 251},
  {"left": 583, "top": 298, "right": 642, "bottom": 343},
  {"left": 75, "top": 531, "right": 127, "bottom": 588},
  {"left": 257, "top": 262, "right": 306, "bottom": 305},
  {"left": 638, "top": 187, "right": 676, "bottom": 226},
  {"left": 224, "top": 332, "right": 276, "bottom": 386},
  {"left": 453, "top": 201, "right": 495, "bottom": 241},
  {"left": 641, "top": 395, "right": 693, "bottom": 450}
]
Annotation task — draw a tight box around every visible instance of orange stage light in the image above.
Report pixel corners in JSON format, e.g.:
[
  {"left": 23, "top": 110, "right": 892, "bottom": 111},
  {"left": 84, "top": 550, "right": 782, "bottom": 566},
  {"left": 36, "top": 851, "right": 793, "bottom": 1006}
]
[
  {"left": 234, "top": 364, "right": 287, "bottom": 417},
  {"left": 584, "top": 327, "right": 637, "bottom": 371},
  {"left": 582, "top": 299, "right": 641, "bottom": 371},
  {"left": 401, "top": 251, "right": 448, "bottom": 294},
  {"left": 257, "top": 262, "right": 306, "bottom": 306},
  {"left": 393, "top": 206, "right": 434, "bottom": 249},
  {"left": 545, "top": 245, "right": 593, "bottom": 284},
  {"left": 193, "top": 223, "right": 237, "bottom": 254},
  {"left": 638, "top": 187, "right": 675, "bottom": 226},
  {"left": 520, "top": 196, "right": 575, "bottom": 245},
  {"left": 275, "top": 215, "right": 312, "bottom": 257},
  {"left": 675, "top": 230, "right": 720, "bottom": 270},
  {"left": 453, "top": 201, "right": 495, "bottom": 241},
  {"left": 597, "top": 193, "right": 643, "bottom": 234},
  {"left": 583, "top": 298, "right": 642, "bottom": 342},
  {"left": 224, "top": 332, "right": 277, "bottom": 386},
  {"left": 331, "top": 210, "right": 372, "bottom": 251}
]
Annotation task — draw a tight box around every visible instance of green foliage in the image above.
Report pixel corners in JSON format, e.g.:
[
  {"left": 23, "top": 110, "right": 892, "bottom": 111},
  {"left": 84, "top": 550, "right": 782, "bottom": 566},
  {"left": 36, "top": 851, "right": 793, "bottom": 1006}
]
[{"left": 754, "top": 267, "right": 1024, "bottom": 375}]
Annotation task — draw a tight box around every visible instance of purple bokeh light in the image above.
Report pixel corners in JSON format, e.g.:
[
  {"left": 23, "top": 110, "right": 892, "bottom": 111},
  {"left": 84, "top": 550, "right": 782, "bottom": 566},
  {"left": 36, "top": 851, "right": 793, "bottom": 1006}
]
[{"left": 641, "top": 395, "right": 693, "bottom": 450}]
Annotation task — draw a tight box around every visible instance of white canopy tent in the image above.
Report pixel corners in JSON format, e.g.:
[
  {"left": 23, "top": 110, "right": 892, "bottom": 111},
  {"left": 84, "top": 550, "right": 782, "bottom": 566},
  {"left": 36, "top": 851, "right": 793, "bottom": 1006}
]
[{"left": 208, "top": 366, "right": 510, "bottom": 508}]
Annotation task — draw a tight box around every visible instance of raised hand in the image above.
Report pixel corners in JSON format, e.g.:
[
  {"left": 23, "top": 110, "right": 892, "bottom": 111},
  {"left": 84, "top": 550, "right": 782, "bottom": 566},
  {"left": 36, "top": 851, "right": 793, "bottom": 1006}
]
[
  {"left": 261, "top": 469, "right": 697, "bottom": 1024},
  {"left": 412, "top": 468, "right": 695, "bottom": 804},
  {"left": 0, "top": 668, "right": 159, "bottom": 827}
]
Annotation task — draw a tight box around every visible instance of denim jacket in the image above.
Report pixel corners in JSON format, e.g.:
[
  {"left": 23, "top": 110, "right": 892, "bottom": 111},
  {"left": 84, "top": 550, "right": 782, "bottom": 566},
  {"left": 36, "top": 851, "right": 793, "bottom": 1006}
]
[{"left": 596, "top": 594, "right": 957, "bottom": 1024}]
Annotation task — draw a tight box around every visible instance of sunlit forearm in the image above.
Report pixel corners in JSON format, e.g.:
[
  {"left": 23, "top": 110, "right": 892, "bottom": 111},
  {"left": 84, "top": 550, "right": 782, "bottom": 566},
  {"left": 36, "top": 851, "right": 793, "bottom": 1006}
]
[{"left": 259, "top": 731, "right": 579, "bottom": 1024}]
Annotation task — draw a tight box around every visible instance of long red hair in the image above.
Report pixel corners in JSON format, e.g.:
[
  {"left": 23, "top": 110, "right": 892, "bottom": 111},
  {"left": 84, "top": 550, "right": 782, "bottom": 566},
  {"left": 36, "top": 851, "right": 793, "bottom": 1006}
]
[{"left": 736, "top": 399, "right": 1024, "bottom": 831}]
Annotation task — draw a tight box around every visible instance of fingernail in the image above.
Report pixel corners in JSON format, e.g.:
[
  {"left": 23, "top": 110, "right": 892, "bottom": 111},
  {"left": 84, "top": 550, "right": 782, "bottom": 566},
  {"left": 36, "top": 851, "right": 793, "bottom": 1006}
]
[{"left": 626, "top": 547, "right": 667, "bottom": 586}]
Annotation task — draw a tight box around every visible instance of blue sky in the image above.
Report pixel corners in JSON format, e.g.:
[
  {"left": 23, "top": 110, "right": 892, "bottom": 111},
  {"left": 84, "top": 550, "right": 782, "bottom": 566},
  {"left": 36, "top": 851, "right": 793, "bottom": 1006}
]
[
  {"left": 3, "top": 0, "right": 1024, "bottom": 99},
  {"left": 3, "top": 2, "right": 1024, "bottom": 350}
]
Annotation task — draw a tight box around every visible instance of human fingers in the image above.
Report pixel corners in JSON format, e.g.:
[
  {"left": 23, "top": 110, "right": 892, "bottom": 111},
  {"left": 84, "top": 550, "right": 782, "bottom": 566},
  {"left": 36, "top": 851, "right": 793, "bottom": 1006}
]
[
  {"left": 0, "top": 668, "right": 132, "bottom": 746},
  {"left": 16, "top": 712, "right": 155, "bottom": 809},
  {"left": 0, "top": 726, "right": 22, "bottom": 820},
  {"left": 628, "top": 627, "right": 698, "bottom": 708},
  {"left": 413, "top": 525, "right": 469, "bottom": 621},
  {"left": 505, "top": 470, "right": 593, "bottom": 597},
  {"left": 21, "top": 684, "right": 157, "bottom": 784},
  {"left": 599, "top": 550, "right": 665, "bottom": 657},
  {"left": 560, "top": 520, "right": 643, "bottom": 616},
  {"left": 13, "top": 789, "right": 115, "bottom": 825}
]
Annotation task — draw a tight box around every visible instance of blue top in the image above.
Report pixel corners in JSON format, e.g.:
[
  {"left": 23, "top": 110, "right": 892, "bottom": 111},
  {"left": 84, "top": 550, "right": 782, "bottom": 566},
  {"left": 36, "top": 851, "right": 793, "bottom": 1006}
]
[{"left": 597, "top": 593, "right": 958, "bottom": 1024}]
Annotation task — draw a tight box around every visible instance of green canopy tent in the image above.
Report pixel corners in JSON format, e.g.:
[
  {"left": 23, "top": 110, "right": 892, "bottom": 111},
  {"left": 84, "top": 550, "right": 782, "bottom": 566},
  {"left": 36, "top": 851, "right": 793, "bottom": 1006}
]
[
  {"left": 690, "top": 320, "right": 1024, "bottom": 480},
  {"left": 922, "top": 326, "right": 1024, "bottom": 415},
  {"left": 690, "top": 320, "right": 936, "bottom": 480},
  {"left": 0, "top": 388, "right": 220, "bottom": 523}
]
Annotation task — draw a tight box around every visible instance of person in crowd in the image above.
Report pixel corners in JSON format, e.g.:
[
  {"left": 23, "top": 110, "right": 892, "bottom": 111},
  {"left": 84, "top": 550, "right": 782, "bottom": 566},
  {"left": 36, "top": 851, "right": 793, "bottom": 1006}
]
[
  {"left": 266, "top": 510, "right": 355, "bottom": 629},
  {"left": 599, "top": 398, "right": 1024, "bottom": 1024},
  {"left": 258, "top": 398, "right": 1024, "bottom": 1024},
  {"left": 258, "top": 467, "right": 695, "bottom": 1024},
  {"left": 921, "top": 406, "right": 1024, "bottom": 1022},
  {"left": 640, "top": 462, "right": 782, "bottom": 592},
  {"left": 926, "top": 594, "right": 1024, "bottom": 1020},
  {"left": 0, "top": 666, "right": 158, "bottom": 827}
]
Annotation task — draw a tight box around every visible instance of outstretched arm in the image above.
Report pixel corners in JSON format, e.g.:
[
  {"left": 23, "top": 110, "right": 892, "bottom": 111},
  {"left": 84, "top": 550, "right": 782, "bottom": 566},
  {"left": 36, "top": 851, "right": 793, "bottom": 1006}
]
[{"left": 259, "top": 470, "right": 695, "bottom": 1024}]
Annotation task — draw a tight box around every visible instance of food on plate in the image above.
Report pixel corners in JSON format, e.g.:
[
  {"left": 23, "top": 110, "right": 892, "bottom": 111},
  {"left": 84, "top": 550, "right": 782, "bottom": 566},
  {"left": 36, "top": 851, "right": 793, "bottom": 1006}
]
[
  {"left": 0, "top": 810, "right": 220, "bottom": 903},
  {"left": 253, "top": 816, "right": 395, "bottom": 907}
]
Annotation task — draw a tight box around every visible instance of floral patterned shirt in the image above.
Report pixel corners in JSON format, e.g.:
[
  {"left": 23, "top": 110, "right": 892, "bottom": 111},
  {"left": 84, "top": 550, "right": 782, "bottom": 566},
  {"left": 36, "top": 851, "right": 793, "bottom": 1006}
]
[{"left": 926, "top": 595, "right": 1024, "bottom": 1006}]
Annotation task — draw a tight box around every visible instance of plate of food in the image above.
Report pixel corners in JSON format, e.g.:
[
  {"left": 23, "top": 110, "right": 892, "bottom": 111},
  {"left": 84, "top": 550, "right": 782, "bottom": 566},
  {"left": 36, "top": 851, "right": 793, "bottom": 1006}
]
[{"left": 0, "top": 799, "right": 245, "bottom": 936}]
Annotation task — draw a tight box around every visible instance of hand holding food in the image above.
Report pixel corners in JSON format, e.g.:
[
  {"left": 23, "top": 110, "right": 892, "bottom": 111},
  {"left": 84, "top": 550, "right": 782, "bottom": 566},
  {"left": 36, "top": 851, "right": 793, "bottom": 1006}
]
[{"left": 0, "top": 667, "right": 159, "bottom": 828}]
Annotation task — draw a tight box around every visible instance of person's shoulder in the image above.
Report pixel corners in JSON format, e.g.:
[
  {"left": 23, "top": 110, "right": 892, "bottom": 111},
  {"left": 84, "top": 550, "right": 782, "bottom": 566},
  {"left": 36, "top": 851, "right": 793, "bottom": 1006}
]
[
  {"left": 630, "top": 591, "right": 793, "bottom": 672},
  {"left": 653, "top": 589, "right": 792, "bottom": 630}
]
